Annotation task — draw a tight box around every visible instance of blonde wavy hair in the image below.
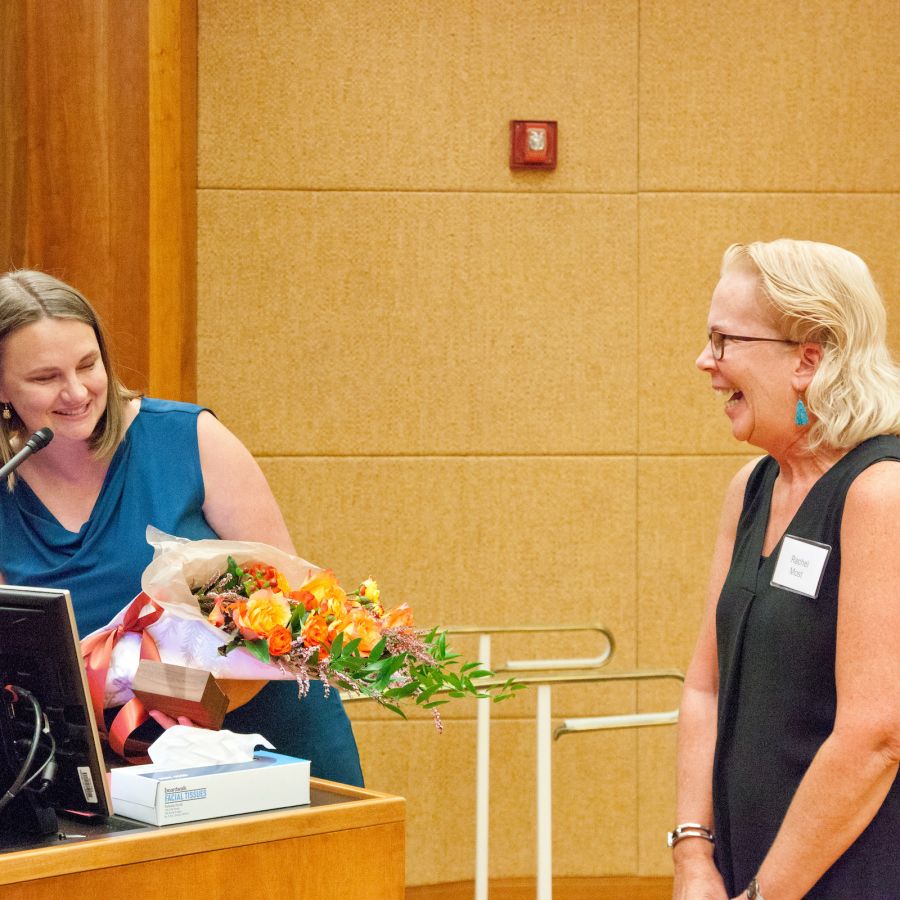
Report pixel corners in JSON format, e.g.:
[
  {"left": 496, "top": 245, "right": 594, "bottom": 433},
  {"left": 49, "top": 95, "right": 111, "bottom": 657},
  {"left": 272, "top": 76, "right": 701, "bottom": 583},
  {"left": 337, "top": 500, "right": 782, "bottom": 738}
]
[
  {"left": 721, "top": 239, "right": 900, "bottom": 450},
  {"left": 0, "top": 270, "right": 140, "bottom": 485}
]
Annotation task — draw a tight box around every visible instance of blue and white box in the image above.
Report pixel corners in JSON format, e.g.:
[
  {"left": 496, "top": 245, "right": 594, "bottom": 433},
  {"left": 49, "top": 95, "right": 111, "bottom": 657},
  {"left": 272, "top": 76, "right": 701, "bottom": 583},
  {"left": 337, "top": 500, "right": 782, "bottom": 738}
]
[{"left": 110, "top": 752, "right": 311, "bottom": 825}]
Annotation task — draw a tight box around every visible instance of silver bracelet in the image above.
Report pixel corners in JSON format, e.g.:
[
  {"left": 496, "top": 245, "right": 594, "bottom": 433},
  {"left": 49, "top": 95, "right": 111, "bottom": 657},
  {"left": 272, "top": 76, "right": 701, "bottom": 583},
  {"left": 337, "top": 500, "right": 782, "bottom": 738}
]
[
  {"left": 666, "top": 822, "right": 715, "bottom": 848},
  {"left": 745, "top": 876, "right": 765, "bottom": 899}
]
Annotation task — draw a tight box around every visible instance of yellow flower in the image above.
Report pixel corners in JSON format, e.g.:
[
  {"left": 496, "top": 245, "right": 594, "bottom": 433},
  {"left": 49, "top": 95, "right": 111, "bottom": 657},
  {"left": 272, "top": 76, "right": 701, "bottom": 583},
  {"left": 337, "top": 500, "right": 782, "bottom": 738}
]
[
  {"left": 324, "top": 594, "right": 348, "bottom": 621},
  {"left": 359, "top": 578, "right": 380, "bottom": 604},
  {"left": 298, "top": 571, "right": 348, "bottom": 613},
  {"left": 232, "top": 588, "right": 291, "bottom": 639}
]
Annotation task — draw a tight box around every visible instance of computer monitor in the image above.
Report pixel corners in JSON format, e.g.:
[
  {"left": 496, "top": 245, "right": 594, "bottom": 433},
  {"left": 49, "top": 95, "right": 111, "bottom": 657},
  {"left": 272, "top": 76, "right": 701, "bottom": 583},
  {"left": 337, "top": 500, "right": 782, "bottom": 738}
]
[{"left": 0, "top": 585, "right": 113, "bottom": 835}]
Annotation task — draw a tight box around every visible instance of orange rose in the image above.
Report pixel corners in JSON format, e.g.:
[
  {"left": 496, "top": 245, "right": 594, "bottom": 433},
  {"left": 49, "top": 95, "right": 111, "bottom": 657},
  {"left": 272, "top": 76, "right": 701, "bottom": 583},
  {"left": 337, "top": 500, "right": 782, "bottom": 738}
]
[
  {"left": 289, "top": 589, "right": 317, "bottom": 611},
  {"left": 343, "top": 609, "right": 382, "bottom": 654},
  {"left": 296, "top": 571, "right": 348, "bottom": 613},
  {"left": 301, "top": 613, "right": 330, "bottom": 648},
  {"left": 232, "top": 589, "right": 290, "bottom": 640},
  {"left": 383, "top": 603, "right": 414, "bottom": 630},
  {"left": 267, "top": 625, "right": 293, "bottom": 657}
]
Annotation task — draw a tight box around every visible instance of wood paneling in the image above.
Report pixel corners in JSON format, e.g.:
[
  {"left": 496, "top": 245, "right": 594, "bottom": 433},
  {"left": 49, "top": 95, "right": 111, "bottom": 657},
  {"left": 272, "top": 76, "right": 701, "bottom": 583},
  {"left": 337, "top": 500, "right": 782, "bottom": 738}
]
[
  {"left": 0, "top": 783, "right": 405, "bottom": 899},
  {"left": 23, "top": 1, "right": 150, "bottom": 390},
  {"left": 149, "top": 0, "right": 197, "bottom": 400},
  {"left": 2, "top": 1, "right": 196, "bottom": 399},
  {"left": 0, "top": 1, "right": 26, "bottom": 270}
]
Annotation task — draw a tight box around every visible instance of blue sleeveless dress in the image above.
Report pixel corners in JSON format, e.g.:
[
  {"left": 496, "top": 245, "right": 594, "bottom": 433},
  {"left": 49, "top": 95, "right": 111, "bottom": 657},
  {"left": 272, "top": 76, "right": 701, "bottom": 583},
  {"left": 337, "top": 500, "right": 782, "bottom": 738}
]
[{"left": 0, "top": 398, "right": 363, "bottom": 786}]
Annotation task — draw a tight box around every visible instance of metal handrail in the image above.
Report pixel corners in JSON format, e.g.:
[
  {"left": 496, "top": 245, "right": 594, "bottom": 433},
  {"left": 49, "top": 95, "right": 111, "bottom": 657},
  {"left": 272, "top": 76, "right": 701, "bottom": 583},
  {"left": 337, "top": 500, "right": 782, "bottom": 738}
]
[
  {"left": 444, "top": 624, "right": 615, "bottom": 672},
  {"left": 550, "top": 667, "right": 684, "bottom": 738}
]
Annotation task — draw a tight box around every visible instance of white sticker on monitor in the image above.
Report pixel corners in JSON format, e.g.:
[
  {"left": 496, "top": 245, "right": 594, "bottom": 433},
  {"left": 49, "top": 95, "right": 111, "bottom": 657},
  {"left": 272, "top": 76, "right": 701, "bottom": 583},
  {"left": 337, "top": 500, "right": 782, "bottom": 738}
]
[
  {"left": 77, "top": 766, "right": 98, "bottom": 804},
  {"left": 771, "top": 534, "right": 831, "bottom": 599}
]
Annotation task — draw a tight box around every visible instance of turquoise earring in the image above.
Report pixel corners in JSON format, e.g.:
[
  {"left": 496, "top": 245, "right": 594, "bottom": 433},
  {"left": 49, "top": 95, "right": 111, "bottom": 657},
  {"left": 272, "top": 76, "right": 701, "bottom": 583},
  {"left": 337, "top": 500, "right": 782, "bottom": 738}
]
[{"left": 795, "top": 398, "right": 809, "bottom": 427}]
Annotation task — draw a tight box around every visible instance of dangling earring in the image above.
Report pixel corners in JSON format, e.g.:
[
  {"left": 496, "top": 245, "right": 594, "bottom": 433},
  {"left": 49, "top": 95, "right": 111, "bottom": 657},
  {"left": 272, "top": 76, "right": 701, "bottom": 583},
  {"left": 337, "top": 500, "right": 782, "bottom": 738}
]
[
  {"left": 1, "top": 404, "right": 10, "bottom": 421},
  {"left": 795, "top": 397, "right": 809, "bottom": 427}
]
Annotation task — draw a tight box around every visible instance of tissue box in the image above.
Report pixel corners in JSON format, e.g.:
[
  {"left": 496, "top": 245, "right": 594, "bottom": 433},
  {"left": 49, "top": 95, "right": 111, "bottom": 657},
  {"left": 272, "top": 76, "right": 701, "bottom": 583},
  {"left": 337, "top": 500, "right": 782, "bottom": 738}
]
[{"left": 110, "top": 752, "right": 310, "bottom": 825}]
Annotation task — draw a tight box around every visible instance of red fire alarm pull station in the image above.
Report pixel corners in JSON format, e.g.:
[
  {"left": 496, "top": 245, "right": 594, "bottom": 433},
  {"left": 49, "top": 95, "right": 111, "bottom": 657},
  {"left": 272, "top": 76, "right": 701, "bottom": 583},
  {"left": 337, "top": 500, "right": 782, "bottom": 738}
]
[{"left": 510, "top": 120, "right": 557, "bottom": 169}]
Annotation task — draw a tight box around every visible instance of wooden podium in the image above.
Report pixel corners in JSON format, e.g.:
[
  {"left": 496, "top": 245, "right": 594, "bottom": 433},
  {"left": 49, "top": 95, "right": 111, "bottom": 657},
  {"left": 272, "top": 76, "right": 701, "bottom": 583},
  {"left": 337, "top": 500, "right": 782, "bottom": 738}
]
[{"left": 0, "top": 780, "right": 405, "bottom": 899}]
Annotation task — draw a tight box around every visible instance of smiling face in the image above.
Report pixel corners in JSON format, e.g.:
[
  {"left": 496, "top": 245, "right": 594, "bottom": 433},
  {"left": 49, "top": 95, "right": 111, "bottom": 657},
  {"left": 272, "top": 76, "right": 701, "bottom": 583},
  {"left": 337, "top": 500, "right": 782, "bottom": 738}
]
[
  {"left": 0, "top": 317, "right": 109, "bottom": 444},
  {"left": 696, "top": 270, "right": 801, "bottom": 451}
]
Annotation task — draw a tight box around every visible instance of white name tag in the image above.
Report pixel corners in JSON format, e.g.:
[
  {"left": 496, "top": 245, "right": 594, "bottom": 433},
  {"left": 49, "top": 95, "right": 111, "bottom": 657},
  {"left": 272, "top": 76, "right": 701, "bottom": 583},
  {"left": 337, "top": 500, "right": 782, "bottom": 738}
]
[{"left": 771, "top": 534, "right": 832, "bottom": 599}]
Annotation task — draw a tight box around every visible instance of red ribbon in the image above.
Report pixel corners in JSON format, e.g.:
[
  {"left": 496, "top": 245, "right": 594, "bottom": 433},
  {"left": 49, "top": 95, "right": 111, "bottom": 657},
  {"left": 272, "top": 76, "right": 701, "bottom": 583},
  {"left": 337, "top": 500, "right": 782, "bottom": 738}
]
[{"left": 81, "top": 591, "right": 163, "bottom": 764}]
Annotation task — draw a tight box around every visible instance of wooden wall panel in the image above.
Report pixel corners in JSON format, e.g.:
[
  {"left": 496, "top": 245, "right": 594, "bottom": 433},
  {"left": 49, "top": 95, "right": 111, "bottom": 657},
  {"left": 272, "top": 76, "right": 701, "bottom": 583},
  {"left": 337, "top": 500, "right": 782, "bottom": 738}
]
[
  {"left": 259, "top": 456, "right": 637, "bottom": 672},
  {"left": 149, "top": 0, "right": 197, "bottom": 400},
  {"left": 2, "top": 1, "right": 196, "bottom": 399},
  {"left": 0, "top": 1, "right": 26, "bottom": 270},
  {"left": 23, "top": 1, "right": 150, "bottom": 390}
]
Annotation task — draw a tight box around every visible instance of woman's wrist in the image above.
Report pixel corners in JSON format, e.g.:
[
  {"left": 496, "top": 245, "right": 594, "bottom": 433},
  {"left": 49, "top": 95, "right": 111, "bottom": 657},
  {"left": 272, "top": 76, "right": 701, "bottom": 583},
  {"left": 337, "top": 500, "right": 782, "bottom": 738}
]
[{"left": 671, "top": 835, "right": 717, "bottom": 867}]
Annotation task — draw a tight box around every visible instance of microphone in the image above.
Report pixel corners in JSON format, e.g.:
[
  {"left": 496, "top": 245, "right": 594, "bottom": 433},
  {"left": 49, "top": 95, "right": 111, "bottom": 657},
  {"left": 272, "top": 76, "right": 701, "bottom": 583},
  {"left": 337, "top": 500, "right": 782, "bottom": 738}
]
[{"left": 0, "top": 427, "right": 54, "bottom": 479}]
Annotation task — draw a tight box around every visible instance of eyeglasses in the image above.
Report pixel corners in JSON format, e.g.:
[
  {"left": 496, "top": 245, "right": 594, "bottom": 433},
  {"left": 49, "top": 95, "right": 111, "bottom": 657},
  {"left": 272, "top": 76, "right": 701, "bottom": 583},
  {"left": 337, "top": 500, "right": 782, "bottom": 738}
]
[{"left": 707, "top": 331, "right": 798, "bottom": 361}]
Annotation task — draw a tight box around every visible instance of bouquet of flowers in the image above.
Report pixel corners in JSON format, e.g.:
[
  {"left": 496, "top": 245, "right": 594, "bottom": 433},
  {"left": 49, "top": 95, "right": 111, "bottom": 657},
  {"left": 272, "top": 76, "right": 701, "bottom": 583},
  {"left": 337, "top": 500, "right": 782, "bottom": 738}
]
[{"left": 82, "top": 529, "right": 520, "bottom": 728}]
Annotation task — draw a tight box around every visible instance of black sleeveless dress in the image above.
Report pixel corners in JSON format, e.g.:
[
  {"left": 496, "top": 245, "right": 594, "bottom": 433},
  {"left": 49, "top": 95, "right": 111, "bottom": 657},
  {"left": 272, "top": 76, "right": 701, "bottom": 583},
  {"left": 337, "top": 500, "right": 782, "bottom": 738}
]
[{"left": 712, "top": 435, "right": 900, "bottom": 898}]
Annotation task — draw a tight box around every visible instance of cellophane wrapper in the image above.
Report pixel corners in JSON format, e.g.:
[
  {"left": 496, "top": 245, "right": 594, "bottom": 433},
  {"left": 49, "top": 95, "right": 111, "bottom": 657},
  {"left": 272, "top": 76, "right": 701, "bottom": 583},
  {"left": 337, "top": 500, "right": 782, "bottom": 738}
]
[{"left": 84, "top": 527, "right": 320, "bottom": 708}]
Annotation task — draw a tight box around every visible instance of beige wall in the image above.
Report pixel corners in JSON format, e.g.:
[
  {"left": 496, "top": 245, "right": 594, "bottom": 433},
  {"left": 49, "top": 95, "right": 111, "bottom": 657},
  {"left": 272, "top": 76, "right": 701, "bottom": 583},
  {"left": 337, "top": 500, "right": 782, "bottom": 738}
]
[{"left": 196, "top": 1, "right": 899, "bottom": 884}]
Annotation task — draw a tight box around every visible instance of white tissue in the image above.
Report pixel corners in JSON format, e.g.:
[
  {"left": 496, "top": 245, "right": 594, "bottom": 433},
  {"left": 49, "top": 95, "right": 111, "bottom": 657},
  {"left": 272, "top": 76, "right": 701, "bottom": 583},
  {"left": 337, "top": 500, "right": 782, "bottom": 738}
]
[{"left": 148, "top": 725, "right": 274, "bottom": 767}]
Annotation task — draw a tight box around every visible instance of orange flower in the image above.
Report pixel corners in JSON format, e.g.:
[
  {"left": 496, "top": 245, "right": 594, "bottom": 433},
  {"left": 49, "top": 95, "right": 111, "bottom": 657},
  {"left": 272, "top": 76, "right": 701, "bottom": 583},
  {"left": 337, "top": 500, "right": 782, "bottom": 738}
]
[
  {"left": 383, "top": 603, "right": 414, "bottom": 630},
  {"left": 289, "top": 589, "right": 318, "bottom": 611},
  {"left": 343, "top": 609, "right": 382, "bottom": 654},
  {"left": 232, "top": 589, "right": 290, "bottom": 640},
  {"left": 297, "top": 571, "right": 348, "bottom": 613},
  {"left": 301, "top": 613, "right": 330, "bottom": 648},
  {"left": 267, "top": 625, "right": 293, "bottom": 657}
]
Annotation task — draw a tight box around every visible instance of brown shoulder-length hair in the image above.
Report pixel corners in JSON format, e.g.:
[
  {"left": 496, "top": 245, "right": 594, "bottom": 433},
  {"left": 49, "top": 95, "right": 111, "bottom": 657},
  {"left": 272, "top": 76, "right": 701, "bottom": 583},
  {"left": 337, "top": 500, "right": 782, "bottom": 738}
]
[{"left": 0, "top": 270, "right": 140, "bottom": 480}]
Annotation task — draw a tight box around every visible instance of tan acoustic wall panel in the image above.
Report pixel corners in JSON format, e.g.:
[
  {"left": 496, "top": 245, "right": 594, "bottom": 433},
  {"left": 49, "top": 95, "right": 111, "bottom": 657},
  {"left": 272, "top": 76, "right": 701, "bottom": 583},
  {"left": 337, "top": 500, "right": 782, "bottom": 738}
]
[
  {"left": 197, "top": 0, "right": 899, "bottom": 885},
  {"left": 200, "top": 0, "right": 637, "bottom": 192},
  {"left": 198, "top": 192, "right": 637, "bottom": 455},
  {"left": 640, "top": 0, "right": 900, "bottom": 191}
]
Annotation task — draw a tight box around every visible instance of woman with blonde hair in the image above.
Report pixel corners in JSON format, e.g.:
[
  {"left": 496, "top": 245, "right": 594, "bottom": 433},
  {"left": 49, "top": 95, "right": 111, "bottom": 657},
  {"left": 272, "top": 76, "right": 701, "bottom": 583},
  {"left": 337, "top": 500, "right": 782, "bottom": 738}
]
[{"left": 672, "top": 240, "right": 900, "bottom": 899}]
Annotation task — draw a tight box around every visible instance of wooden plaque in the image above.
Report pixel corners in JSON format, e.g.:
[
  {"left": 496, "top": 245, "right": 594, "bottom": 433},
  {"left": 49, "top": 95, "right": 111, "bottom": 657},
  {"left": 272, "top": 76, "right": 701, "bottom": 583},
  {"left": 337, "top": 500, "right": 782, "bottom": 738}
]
[{"left": 132, "top": 660, "right": 229, "bottom": 730}]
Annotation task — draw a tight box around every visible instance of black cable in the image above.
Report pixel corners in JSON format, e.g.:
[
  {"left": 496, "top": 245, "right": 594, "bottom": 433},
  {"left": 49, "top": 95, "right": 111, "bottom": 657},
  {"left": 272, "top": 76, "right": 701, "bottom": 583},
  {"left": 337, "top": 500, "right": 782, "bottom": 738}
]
[
  {"left": 0, "top": 685, "right": 44, "bottom": 813},
  {"left": 20, "top": 730, "right": 57, "bottom": 793}
]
